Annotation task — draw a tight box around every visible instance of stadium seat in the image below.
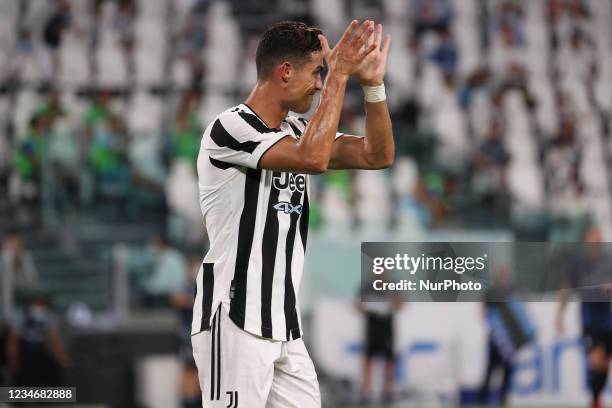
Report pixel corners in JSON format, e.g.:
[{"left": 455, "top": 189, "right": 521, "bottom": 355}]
[
  {"left": 14, "top": 91, "right": 40, "bottom": 138},
  {"left": 386, "top": 23, "right": 413, "bottom": 94},
  {"left": 199, "top": 92, "right": 233, "bottom": 125},
  {"left": 128, "top": 92, "right": 163, "bottom": 135},
  {"left": 508, "top": 159, "right": 545, "bottom": 209},
  {"left": 469, "top": 92, "right": 492, "bottom": 140},
  {"left": 204, "top": 2, "right": 240, "bottom": 90},
  {"left": 135, "top": 17, "right": 166, "bottom": 58},
  {"left": 311, "top": 0, "right": 344, "bottom": 36},
  {"left": 530, "top": 76, "right": 558, "bottom": 137},
  {"left": 418, "top": 62, "right": 445, "bottom": 110},
  {"left": 432, "top": 88, "right": 469, "bottom": 166},
  {"left": 96, "top": 30, "right": 128, "bottom": 87},
  {"left": 135, "top": 47, "right": 164, "bottom": 85},
  {"left": 60, "top": 33, "right": 90, "bottom": 86},
  {"left": 170, "top": 59, "right": 191, "bottom": 88},
  {"left": 140, "top": 0, "right": 168, "bottom": 19},
  {"left": 354, "top": 170, "right": 391, "bottom": 223},
  {"left": 454, "top": 20, "right": 481, "bottom": 76}
]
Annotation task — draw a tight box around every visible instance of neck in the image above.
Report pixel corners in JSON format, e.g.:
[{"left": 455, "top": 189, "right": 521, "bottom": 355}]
[{"left": 244, "top": 81, "right": 288, "bottom": 129}]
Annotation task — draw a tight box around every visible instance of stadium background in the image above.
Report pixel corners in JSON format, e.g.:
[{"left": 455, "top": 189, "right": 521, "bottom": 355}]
[{"left": 1, "top": 0, "right": 611, "bottom": 406}]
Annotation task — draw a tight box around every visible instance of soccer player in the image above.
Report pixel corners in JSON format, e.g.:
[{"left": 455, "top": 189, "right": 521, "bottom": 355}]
[
  {"left": 191, "top": 19, "right": 393, "bottom": 407},
  {"left": 557, "top": 227, "right": 612, "bottom": 408}
]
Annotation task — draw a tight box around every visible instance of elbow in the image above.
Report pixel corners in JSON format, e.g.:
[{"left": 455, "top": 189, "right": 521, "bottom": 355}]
[
  {"left": 379, "top": 153, "right": 395, "bottom": 169},
  {"left": 367, "top": 151, "right": 395, "bottom": 169},
  {"left": 305, "top": 159, "right": 328, "bottom": 174},
  {"left": 301, "top": 150, "right": 328, "bottom": 174}
]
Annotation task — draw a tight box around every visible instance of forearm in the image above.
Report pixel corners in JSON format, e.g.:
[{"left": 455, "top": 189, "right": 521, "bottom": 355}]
[
  {"left": 297, "top": 71, "right": 348, "bottom": 172},
  {"left": 363, "top": 100, "right": 394, "bottom": 167}
]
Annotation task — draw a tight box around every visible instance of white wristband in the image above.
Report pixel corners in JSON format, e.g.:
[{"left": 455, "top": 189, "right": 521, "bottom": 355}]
[{"left": 362, "top": 82, "right": 386, "bottom": 103}]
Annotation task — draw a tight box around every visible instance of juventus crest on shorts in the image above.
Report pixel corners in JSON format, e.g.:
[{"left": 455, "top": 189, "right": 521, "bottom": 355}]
[{"left": 192, "top": 103, "right": 342, "bottom": 341}]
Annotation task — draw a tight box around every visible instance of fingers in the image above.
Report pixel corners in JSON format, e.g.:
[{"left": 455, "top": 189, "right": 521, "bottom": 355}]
[
  {"left": 318, "top": 34, "right": 331, "bottom": 55},
  {"left": 338, "top": 20, "right": 358, "bottom": 45},
  {"left": 374, "top": 23, "right": 382, "bottom": 49},
  {"left": 359, "top": 41, "right": 378, "bottom": 59},
  {"left": 382, "top": 33, "right": 391, "bottom": 56},
  {"left": 351, "top": 20, "right": 374, "bottom": 47}
]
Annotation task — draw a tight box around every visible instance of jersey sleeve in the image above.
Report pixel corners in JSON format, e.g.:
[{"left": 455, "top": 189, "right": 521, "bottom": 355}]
[
  {"left": 204, "top": 111, "right": 290, "bottom": 169},
  {"left": 295, "top": 117, "right": 344, "bottom": 140}
]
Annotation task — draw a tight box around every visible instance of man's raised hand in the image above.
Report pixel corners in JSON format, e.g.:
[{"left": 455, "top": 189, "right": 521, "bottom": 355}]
[
  {"left": 318, "top": 20, "right": 378, "bottom": 79},
  {"left": 352, "top": 23, "right": 391, "bottom": 86}
]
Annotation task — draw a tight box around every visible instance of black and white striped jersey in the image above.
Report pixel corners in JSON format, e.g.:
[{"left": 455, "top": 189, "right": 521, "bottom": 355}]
[{"left": 192, "top": 103, "right": 342, "bottom": 341}]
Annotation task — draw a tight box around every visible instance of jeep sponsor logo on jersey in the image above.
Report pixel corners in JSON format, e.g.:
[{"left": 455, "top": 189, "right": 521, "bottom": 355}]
[
  {"left": 271, "top": 173, "right": 306, "bottom": 215},
  {"left": 272, "top": 173, "right": 306, "bottom": 193}
]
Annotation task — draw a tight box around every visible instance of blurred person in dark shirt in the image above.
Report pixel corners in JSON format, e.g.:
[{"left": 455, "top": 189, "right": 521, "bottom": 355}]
[
  {"left": 472, "top": 118, "right": 511, "bottom": 214},
  {"left": 5, "top": 291, "right": 70, "bottom": 387},
  {"left": 42, "top": 0, "right": 73, "bottom": 80},
  {"left": 427, "top": 27, "right": 458, "bottom": 78},
  {"left": 478, "top": 265, "right": 535, "bottom": 405},
  {"left": 557, "top": 227, "right": 612, "bottom": 408},
  {"left": 545, "top": 113, "right": 581, "bottom": 197},
  {"left": 411, "top": 0, "right": 453, "bottom": 49},
  {"left": 357, "top": 277, "right": 403, "bottom": 403}
]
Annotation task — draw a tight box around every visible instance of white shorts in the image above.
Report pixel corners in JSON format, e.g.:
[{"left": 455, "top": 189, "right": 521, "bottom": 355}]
[{"left": 191, "top": 305, "right": 321, "bottom": 408}]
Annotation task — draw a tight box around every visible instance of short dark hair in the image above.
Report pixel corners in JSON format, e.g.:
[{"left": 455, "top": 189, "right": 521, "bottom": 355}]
[{"left": 256, "top": 21, "right": 323, "bottom": 80}]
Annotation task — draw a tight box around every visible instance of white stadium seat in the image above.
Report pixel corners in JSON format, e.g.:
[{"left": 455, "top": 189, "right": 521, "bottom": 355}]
[{"left": 128, "top": 92, "right": 163, "bottom": 135}]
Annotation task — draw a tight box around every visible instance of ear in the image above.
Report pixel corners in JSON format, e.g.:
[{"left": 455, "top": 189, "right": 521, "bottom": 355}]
[{"left": 279, "top": 61, "right": 292, "bottom": 84}]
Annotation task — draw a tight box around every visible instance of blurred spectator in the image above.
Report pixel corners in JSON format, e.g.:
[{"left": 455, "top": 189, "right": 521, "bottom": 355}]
[
  {"left": 172, "top": 2, "right": 210, "bottom": 87},
  {"left": 544, "top": 113, "right": 581, "bottom": 197},
  {"left": 142, "top": 236, "right": 187, "bottom": 306},
  {"left": 5, "top": 292, "right": 70, "bottom": 387},
  {"left": 496, "top": 0, "right": 525, "bottom": 46},
  {"left": 411, "top": 0, "right": 453, "bottom": 49},
  {"left": 84, "top": 91, "right": 112, "bottom": 132},
  {"left": 479, "top": 265, "right": 534, "bottom": 405},
  {"left": 169, "top": 256, "right": 202, "bottom": 408},
  {"left": 549, "top": 0, "right": 591, "bottom": 48},
  {"left": 10, "top": 115, "right": 49, "bottom": 204},
  {"left": 412, "top": 173, "right": 452, "bottom": 226},
  {"left": 35, "top": 90, "right": 66, "bottom": 125},
  {"left": 1, "top": 233, "right": 39, "bottom": 291},
  {"left": 556, "top": 27, "right": 596, "bottom": 86},
  {"left": 41, "top": 0, "right": 73, "bottom": 81},
  {"left": 1, "top": 233, "right": 39, "bottom": 321},
  {"left": 89, "top": 0, "right": 138, "bottom": 81},
  {"left": 557, "top": 227, "right": 612, "bottom": 408},
  {"left": 472, "top": 118, "right": 510, "bottom": 213},
  {"left": 115, "top": 0, "right": 138, "bottom": 80},
  {"left": 427, "top": 27, "right": 458, "bottom": 78},
  {"left": 356, "top": 277, "right": 402, "bottom": 403},
  {"left": 89, "top": 115, "right": 130, "bottom": 199},
  {"left": 169, "top": 91, "right": 202, "bottom": 168}
]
